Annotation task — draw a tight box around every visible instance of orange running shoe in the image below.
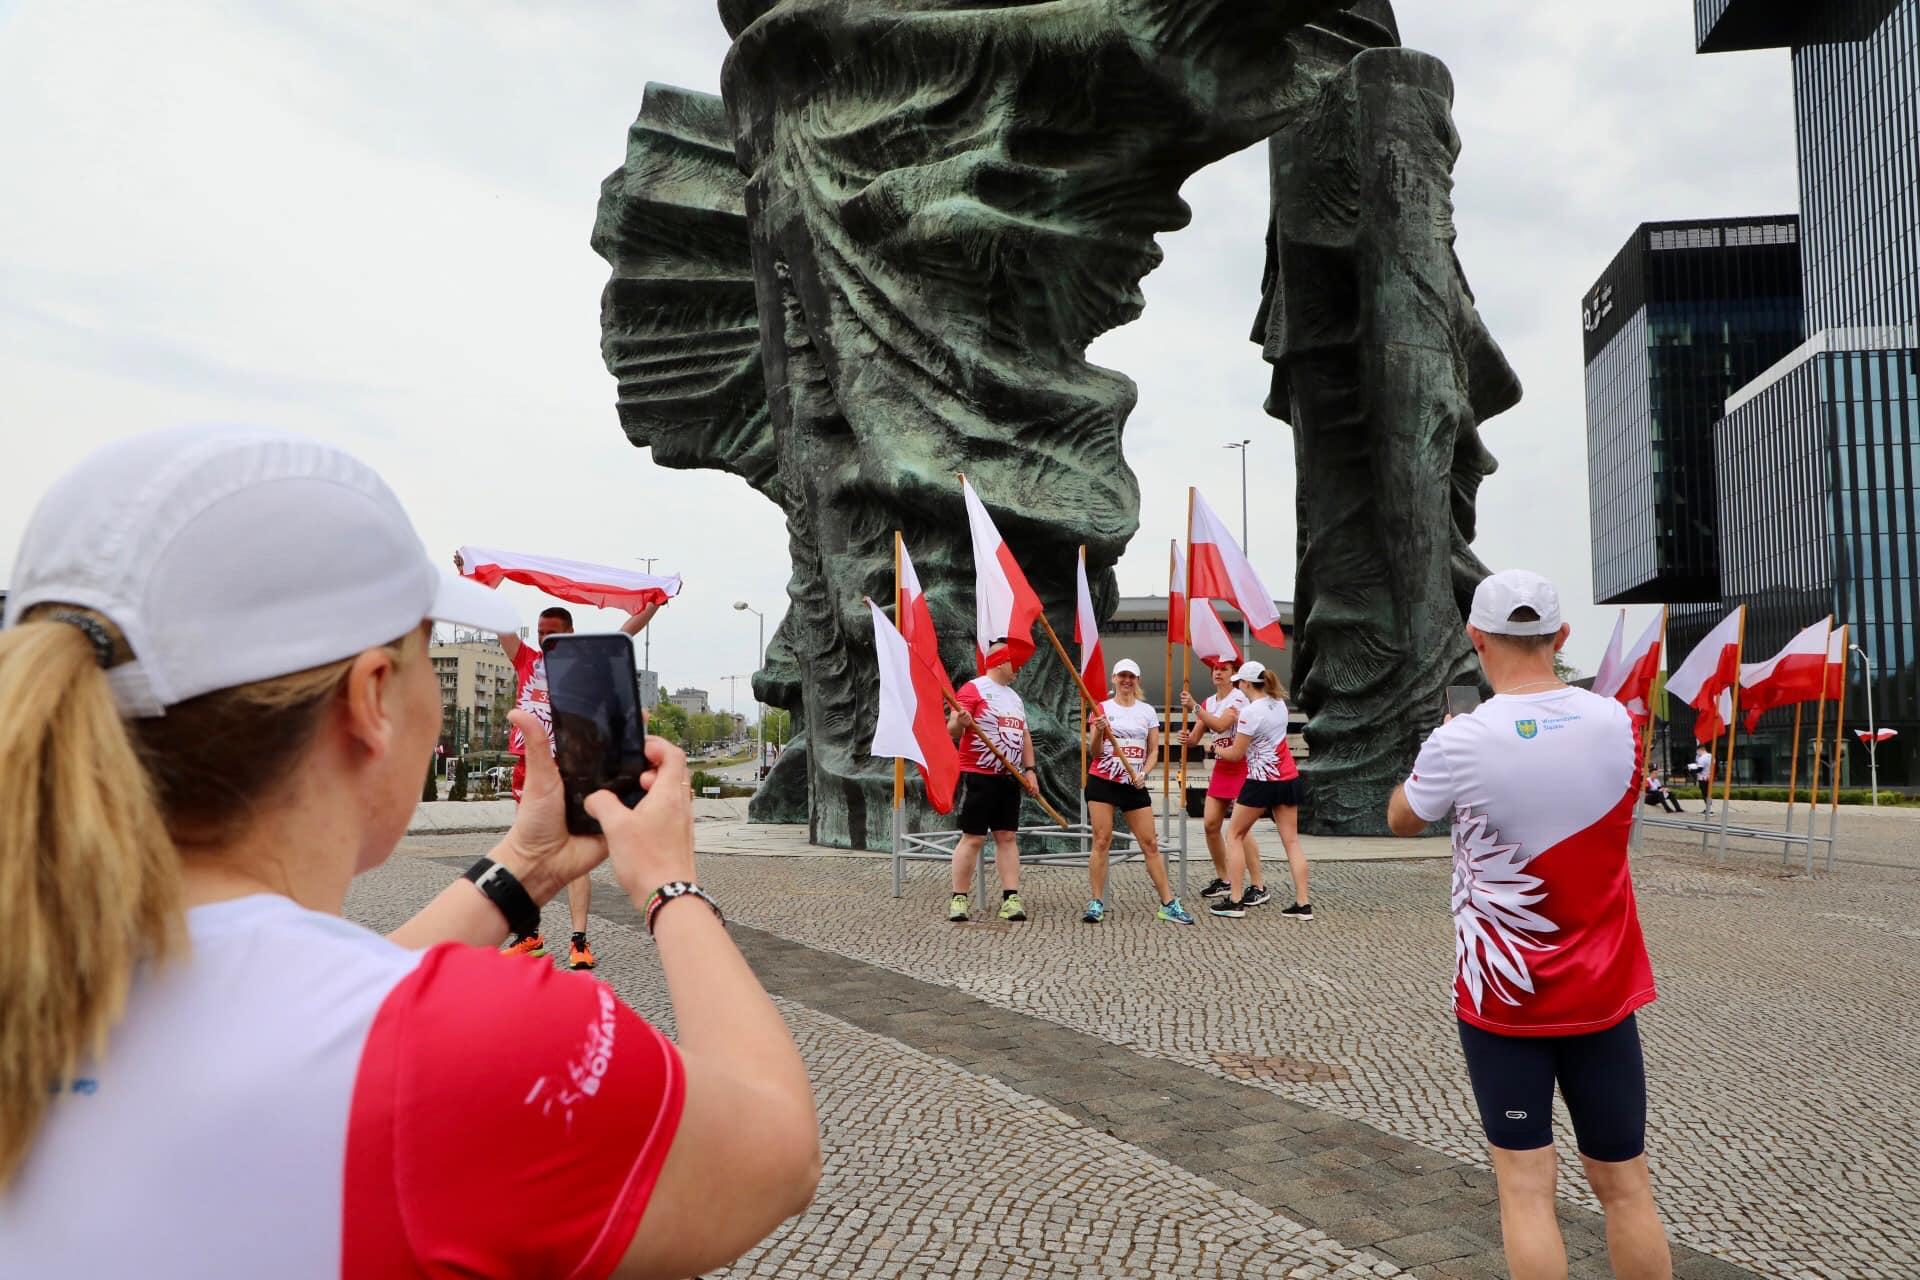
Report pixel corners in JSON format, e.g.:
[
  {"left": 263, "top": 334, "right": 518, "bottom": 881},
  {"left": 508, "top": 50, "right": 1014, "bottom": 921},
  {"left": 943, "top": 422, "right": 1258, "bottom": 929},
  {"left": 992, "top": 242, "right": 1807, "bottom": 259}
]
[
  {"left": 501, "top": 933, "right": 546, "bottom": 959},
  {"left": 567, "top": 937, "right": 596, "bottom": 971}
]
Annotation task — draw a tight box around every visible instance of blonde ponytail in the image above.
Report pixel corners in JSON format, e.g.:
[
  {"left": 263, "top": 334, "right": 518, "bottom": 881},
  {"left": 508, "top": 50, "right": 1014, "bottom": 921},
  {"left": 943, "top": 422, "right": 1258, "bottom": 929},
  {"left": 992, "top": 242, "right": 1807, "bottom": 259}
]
[
  {"left": 1262, "top": 669, "right": 1286, "bottom": 700},
  {"left": 0, "top": 614, "right": 181, "bottom": 1187}
]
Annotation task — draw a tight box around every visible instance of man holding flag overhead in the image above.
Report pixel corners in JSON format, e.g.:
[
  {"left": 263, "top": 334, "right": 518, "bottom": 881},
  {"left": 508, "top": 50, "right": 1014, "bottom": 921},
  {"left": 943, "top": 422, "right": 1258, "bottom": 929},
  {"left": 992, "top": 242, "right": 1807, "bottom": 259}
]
[{"left": 454, "top": 547, "right": 673, "bottom": 970}]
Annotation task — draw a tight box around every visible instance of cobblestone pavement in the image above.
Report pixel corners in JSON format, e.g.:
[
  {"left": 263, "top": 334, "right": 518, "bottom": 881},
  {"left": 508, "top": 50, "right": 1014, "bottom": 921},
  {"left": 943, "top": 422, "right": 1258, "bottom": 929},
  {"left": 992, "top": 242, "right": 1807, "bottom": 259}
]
[{"left": 379, "top": 833, "right": 1913, "bottom": 1279}]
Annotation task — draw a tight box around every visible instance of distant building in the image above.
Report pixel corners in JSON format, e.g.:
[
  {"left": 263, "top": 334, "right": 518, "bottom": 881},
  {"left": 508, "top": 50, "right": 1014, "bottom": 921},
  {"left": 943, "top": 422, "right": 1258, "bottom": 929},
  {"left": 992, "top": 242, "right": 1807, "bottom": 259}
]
[
  {"left": 431, "top": 641, "right": 517, "bottom": 752},
  {"left": 638, "top": 669, "right": 660, "bottom": 710},
  {"left": 670, "top": 686, "right": 711, "bottom": 716}
]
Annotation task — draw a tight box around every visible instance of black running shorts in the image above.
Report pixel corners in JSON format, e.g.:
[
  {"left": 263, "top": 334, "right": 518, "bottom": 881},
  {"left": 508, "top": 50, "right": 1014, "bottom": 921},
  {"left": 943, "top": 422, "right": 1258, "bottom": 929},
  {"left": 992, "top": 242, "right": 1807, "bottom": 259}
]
[
  {"left": 1456, "top": 1014, "right": 1648, "bottom": 1162},
  {"left": 1085, "top": 774, "right": 1151, "bottom": 813},
  {"left": 1235, "top": 777, "right": 1302, "bottom": 811},
  {"left": 957, "top": 772, "right": 1024, "bottom": 836}
]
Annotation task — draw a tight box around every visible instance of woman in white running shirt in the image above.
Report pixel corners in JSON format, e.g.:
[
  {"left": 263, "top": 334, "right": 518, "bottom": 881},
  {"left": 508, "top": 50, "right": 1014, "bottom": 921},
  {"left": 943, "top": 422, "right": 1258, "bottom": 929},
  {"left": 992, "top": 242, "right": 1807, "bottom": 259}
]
[
  {"left": 0, "top": 428, "right": 820, "bottom": 1279},
  {"left": 1210, "top": 661, "right": 1312, "bottom": 920},
  {"left": 1082, "top": 660, "right": 1194, "bottom": 925},
  {"left": 1179, "top": 659, "right": 1266, "bottom": 905}
]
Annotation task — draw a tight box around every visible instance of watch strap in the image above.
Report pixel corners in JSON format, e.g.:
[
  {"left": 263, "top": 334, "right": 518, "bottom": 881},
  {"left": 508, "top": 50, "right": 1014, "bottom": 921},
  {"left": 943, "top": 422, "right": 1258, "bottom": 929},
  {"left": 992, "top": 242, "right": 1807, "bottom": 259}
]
[{"left": 463, "top": 857, "right": 542, "bottom": 938}]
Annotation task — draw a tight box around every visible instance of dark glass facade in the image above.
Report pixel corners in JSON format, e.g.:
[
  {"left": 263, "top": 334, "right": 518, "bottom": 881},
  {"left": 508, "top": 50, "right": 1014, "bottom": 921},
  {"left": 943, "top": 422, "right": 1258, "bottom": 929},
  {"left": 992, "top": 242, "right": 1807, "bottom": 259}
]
[{"left": 1583, "top": 219, "right": 1804, "bottom": 604}]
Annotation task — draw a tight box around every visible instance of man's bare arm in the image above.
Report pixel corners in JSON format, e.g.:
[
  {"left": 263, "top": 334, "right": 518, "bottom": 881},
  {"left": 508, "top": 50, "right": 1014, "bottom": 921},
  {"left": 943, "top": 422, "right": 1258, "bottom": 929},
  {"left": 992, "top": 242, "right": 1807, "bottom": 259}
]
[{"left": 1385, "top": 784, "right": 1428, "bottom": 838}]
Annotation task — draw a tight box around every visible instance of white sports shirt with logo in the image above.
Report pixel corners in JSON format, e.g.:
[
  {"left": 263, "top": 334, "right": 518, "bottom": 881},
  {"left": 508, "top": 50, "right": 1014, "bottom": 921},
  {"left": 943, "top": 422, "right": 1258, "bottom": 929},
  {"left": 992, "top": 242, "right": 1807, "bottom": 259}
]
[
  {"left": 1089, "top": 698, "right": 1157, "bottom": 785},
  {"left": 0, "top": 894, "right": 684, "bottom": 1277},
  {"left": 1401, "top": 687, "right": 1657, "bottom": 1037}
]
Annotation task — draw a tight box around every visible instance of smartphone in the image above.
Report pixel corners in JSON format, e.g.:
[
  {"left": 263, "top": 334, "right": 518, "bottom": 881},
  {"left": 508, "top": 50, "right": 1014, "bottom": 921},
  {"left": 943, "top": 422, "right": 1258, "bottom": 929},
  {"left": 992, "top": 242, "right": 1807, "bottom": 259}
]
[
  {"left": 541, "top": 633, "right": 649, "bottom": 835},
  {"left": 1445, "top": 684, "right": 1483, "bottom": 719}
]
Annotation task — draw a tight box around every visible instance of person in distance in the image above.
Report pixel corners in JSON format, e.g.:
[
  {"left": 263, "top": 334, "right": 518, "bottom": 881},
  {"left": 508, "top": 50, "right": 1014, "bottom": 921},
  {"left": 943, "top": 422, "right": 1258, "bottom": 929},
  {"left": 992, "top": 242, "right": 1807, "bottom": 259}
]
[{"left": 0, "top": 426, "right": 819, "bottom": 1279}]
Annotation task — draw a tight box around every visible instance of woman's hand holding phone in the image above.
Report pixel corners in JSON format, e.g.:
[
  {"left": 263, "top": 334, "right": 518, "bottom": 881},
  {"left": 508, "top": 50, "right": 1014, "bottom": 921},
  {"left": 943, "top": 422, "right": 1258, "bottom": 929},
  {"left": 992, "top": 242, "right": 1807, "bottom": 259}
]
[
  {"left": 586, "top": 736, "right": 698, "bottom": 907},
  {"left": 487, "top": 710, "right": 612, "bottom": 904}
]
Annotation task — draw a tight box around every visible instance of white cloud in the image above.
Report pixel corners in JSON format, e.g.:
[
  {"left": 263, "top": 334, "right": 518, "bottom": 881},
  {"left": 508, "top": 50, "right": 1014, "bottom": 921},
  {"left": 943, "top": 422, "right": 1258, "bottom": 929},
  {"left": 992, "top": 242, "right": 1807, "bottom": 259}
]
[{"left": 0, "top": 0, "right": 1796, "bottom": 700}]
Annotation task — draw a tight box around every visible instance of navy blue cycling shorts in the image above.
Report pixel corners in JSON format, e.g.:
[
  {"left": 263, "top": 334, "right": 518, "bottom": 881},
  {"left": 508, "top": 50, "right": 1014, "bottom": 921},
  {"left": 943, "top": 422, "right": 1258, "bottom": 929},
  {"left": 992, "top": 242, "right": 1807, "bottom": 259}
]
[{"left": 1456, "top": 1014, "right": 1647, "bottom": 1162}]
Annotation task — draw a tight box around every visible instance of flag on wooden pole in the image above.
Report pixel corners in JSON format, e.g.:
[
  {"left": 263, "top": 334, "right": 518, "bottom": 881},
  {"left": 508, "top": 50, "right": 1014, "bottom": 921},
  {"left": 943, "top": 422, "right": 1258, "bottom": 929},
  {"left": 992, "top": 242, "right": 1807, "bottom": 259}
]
[
  {"left": 960, "top": 476, "right": 1044, "bottom": 673},
  {"left": 868, "top": 598, "right": 960, "bottom": 813},
  {"left": 1074, "top": 547, "right": 1109, "bottom": 702},
  {"left": 1187, "top": 489, "right": 1286, "bottom": 647}
]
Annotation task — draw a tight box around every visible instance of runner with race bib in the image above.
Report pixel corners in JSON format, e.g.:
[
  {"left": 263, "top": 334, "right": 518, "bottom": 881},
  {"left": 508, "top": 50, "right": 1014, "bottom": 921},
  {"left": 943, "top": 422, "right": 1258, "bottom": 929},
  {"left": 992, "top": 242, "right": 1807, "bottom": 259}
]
[
  {"left": 1179, "top": 660, "right": 1264, "bottom": 903},
  {"left": 1083, "top": 660, "right": 1194, "bottom": 925},
  {"left": 1210, "top": 661, "right": 1310, "bottom": 920}
]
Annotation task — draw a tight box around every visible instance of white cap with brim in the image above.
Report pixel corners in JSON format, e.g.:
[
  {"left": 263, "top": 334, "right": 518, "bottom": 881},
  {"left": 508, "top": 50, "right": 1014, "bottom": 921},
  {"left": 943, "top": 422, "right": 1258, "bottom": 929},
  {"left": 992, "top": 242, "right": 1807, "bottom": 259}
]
[
  {"left": 1468, "top": 570, "right": 1564, "bottom": 636},
  {"left": 1113, "top": 659, "right": 1141, "bottom": 678},
  {"left": 4, "top": 425, "right": 521, "bottom": 717},
  {"left": 1232, "top": 660, "right": 1265, "bottom": 684}
]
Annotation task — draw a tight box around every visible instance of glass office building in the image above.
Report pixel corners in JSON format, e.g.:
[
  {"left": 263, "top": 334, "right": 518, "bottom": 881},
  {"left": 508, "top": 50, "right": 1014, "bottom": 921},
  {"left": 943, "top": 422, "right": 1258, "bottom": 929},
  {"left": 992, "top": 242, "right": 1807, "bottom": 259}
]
[{"left": 1584, "top": 219, "right": 1804, "bottom": 605}]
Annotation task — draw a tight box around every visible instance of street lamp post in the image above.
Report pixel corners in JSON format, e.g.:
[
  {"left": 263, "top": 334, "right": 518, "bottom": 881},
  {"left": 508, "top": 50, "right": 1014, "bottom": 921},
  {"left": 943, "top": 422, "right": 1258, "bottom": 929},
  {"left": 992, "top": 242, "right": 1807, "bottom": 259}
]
[
  {"left": 634, "top": 556, "right": 659, "bottom": 708},
  {"left": 734, "top": 602, "right": 767, "bottom": 779},
  {"left": 1849, "top": 643, "right": 1879, "bottom": 804},
  {"left": 1224, "top": 439, "right": 1252, "bottom": 649}
]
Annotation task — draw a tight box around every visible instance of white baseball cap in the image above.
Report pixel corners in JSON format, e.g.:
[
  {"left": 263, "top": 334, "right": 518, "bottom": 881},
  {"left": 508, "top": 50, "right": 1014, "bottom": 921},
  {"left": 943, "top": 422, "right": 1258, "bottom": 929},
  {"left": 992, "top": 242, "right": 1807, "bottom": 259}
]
[
  {"left": 1112, "top": 658, "right": 1141, "bottom": 678},
  {"left": 1468, "top": 570, "right": 1563, "bottom": 636},
  {"left": 1232, "top": 660, "right": 1266, "bottom": 683},
  {"left": 4, "top": 425, "right": 521, "bottom": 717}
]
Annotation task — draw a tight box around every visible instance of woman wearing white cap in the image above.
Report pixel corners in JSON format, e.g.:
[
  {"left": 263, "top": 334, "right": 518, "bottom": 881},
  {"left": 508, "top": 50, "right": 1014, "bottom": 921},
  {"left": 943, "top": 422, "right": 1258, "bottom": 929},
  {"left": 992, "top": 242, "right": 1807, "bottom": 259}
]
[
  {"left": 1210, "top": 660, "right": 1312, "bottom": 920},
  {"left": 1179, "top": 659, "right": 1265, "bottom": 903},
  {"left": 1083, "top": 659, "right": 1195, "bottom": 925},
  {"left": 0, "top": 427, "right": 819, "bottom": 1278}
]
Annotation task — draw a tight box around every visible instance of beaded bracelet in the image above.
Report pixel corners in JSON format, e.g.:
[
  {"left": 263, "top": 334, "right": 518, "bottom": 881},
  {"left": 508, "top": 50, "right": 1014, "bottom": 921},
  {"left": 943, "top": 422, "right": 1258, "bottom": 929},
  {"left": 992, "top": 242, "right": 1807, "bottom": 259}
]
[{"left": 644, "top": 881, "right": 724, "bottom": 935}]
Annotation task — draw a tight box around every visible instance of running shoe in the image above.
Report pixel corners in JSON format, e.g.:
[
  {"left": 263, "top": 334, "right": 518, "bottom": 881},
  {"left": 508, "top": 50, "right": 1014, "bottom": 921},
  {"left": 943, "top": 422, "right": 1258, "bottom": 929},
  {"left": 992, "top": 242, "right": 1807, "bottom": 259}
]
[
  {"left": 998, "top": 892, "right": 1027, "bottom": 922},
  {"left": 567, "top": 938, "right": 596, "bottom": 971},
  {"left": 949, "top": 893, "right": 970, "bottom": 923},
  {"left": 1280, "top": 901, "right": 1314, "bottom": 921},
  {"left": 1241, "top": 884, "right": 1272, "bottom": 907},
  {"left": 1199, "top": 878, "right": 1232, "bottom": 900},
  {"left": 1209, "top": 897, "right": 1247, "bottom": 919},
  {"left": 501, "top": 933, "right": 547, "bottom": 959},
  {"left": 1082, "top": 899, "right": 1106, "bottom": 924},
  {"left": 1157, "top": 899, "right": 1196, "bottom": 926}
]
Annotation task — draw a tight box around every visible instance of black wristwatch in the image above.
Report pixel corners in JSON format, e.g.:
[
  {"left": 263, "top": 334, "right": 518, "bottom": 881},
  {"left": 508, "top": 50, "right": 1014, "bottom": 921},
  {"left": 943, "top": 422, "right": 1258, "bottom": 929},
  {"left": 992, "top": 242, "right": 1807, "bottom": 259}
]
[{"left": 463, "top": 857, "right": 541, "bottom": 938}]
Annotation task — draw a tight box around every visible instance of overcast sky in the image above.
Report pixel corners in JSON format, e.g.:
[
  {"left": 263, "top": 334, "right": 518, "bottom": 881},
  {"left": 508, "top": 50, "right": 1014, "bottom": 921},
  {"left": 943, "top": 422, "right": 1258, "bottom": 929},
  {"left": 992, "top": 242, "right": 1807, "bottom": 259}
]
[{"left": 0, "top": 0, "right": 1797, "bottom": 705}]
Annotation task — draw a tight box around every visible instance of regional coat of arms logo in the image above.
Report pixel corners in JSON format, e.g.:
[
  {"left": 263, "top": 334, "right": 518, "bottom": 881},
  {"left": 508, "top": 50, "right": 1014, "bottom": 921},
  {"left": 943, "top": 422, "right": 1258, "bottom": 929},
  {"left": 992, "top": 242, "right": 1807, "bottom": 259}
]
[{"left": 1515, "top": 719, "right": 1539, "bottom": 740}]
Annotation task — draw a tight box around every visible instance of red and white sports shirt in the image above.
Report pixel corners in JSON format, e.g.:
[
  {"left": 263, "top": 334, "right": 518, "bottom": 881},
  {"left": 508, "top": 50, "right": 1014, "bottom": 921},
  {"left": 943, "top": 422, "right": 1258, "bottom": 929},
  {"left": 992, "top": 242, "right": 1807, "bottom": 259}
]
[
  {"left": 510, "top": 641, "right": 553, "bottom": 757},
  {"left": 1089, "top": 698, "right": 1157, "bottom": 785},
  {"left": 1205, "top": 689, "right": 1251, "bottom": 785},
  {"left": 956, "top": 676, "right": 1027, "bottom": 776},
  {"left": 1234, "top": 697, "right": 1298, "bottom": 783},
  {"left": 0, "top": 895, "right": 684, "bottom": 1277},
  {"left": 1401, "top": 687, "right": 1657, "bottom": 1037}
]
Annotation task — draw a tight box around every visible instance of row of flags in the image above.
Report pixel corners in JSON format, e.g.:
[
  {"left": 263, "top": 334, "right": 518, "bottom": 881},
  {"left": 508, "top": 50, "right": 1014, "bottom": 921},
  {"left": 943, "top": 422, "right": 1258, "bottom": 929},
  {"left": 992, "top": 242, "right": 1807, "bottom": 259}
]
[
  {"left": 872, "top": 480, "right": 1286, "bottom": 813},
  {"left": 1607, "top": 606, "right": 1889, "bottom": 748}
]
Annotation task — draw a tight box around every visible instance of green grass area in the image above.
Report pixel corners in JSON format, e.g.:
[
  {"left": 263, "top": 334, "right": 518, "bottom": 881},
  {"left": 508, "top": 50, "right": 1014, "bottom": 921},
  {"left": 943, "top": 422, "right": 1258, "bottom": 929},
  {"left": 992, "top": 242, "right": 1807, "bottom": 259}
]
[
  {"left": 698, "top": 743, "right": 756, "bottom": 768},
  {"left": 1717, "top": 785, "right": 1919, "bottom": 807}
]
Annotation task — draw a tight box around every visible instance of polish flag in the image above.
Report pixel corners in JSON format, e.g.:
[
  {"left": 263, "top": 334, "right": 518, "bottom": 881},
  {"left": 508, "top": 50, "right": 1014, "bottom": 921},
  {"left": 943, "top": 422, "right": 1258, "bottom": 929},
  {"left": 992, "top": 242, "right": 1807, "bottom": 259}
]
[
  {"left": 1592, "top": 611, "right": 1627, "bottom": 701},
  {"left": 1739, "top": 617, "right": 1832, "bottom": 731},
  {"left": 1667, "top": 606, "right": 1743, "bottom": 741},
  {"left": 1189, "top": 599, "right": 1241, "bottom": 669},
  {"left": 961, "top": 478, "right": 1043, "bottom": 673},
  {"left": 1168, "top": 541, "right": 1189, "bottom": 645},
  {"left": 868, "top": 599, "right": 960, "bottom": 813},
  {"left": 1696, "top": 688, "right": 1735, "bottom": 744},
  {"left": 1824, "top": 626, "right": 1848, "bottom": 700},
  {"left": 1595, "top": 609, "right": 1663, "bottom": 722},
  {"left": 1188, "top": 490, "right": 1286, "bottom": 648},
  {"left": 1855, "top": 727, "right": 1898, "bottom": 743},
  {"left": 457, "top": 545, "right": 681, "bottom": 614},
  {"left": 899, "top": 541, "right": 958, "bottom": 704},
  {"left": 1074, "top": 549, "right": 1109, "bottom": 702}
]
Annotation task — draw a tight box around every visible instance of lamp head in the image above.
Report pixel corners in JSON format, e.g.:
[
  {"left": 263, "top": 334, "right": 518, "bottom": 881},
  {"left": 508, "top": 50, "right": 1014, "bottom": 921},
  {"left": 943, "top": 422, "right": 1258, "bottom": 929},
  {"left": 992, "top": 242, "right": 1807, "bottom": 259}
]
[{"left": 733, "top": 601, "right": 749, "bottom": 611}]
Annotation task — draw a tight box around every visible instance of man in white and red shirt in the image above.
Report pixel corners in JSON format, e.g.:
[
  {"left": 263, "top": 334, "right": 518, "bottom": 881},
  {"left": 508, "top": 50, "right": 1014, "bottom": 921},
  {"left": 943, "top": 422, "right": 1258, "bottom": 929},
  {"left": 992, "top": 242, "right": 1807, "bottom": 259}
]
[
  {"left": 946, "top": 640, "right": 1038, "bottom": 923},
  {"left": 452, "top": 553, "right": 659, "bottom": 972},
  {"left": 1388, "top": 570, "right": 1671, "bottom": 1280}
]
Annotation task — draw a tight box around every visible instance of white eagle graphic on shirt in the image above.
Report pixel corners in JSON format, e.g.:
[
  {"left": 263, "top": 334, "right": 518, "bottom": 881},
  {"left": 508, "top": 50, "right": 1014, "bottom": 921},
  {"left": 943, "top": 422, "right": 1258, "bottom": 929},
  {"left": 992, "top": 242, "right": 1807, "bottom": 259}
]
[{"left": 1450, "top": 806, "right": 1561, "bottom": 1012}]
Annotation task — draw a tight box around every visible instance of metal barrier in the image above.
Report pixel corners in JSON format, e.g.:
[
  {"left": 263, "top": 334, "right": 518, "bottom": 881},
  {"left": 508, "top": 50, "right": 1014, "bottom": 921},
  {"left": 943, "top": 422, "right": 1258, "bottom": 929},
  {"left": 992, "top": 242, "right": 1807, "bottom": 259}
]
[
  {"left": 1631, "top": 799, "right": 1841, "bottom": 874},
  {"left": 890, "top": 802, "right": 1192, "bottom": 901}
]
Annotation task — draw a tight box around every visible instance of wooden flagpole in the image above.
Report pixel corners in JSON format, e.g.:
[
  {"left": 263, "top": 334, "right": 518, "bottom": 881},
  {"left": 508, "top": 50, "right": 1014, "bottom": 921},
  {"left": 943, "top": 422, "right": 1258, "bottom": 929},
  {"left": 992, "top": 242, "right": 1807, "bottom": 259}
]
[
  {"left": 1081, "top": 544, "right": 1092, "bottom": 799},
  {"left": 1828, "top": 623, "right": 1850, "bottom": 814},
  {"left": 1037, "top": 611, "right": 1145, "bottom": 789},
  {"left": 894, "top": 533, "right": 906, "bottom": 815},
  {"left": 1716, "top": 607, "right": 1746, "bottom": 864},
  {"left": 1178, "top": 488, "right": 1196, "bottom": 795},
  {"left": 1785, "top": 704, "right": 1804, "bottom": 826},
  {"left": 1163, "top": 542, "right": 1175, "bottom": 830}
]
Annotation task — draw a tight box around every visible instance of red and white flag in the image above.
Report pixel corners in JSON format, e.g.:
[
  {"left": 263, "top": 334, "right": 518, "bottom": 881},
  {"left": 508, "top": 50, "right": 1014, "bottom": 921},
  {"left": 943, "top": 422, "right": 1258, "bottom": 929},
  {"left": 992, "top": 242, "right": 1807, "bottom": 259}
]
[
  {"left": 1168, "top": 541, "right": 1188, "bottom": 645},
  {"left": 961, "top": 478, "right": 1043, "bottom": 673},
  {"left": 1696, "top": 688, "right": 1735, "bottom": 744},
  {"left": 1592, "top": 611, "right": 1627, "bottom": 700},
  {"left": 1187, "top": 489, "right": 1286, "bottom": 648},
  {"left": 1189, "top": 599, "right": 1241, "bottom": 669},
  {"left": 1667, "top": 606, "right": 1743, "bottom": 741},
  {"left": 1074, "top": 548, "right": 1109, "bottom": 702},
  {"left": 1740, "top": 617, "right": 1831, "bottom": 731},
  {"left": 899, "top": 541, "right": 958, "bottom": 704},
  {"left": 868, "top": 599, "right": 960, "bottom": 813},
  {"left": 1824, "top": 625, "right": 1848, "bottom": 701},
  {"left": 456, "top": 545, "right": 681, "bottom": 614},
  {"left": 1856, "top": 727, "right": 1898, "bottom": 743},
  {"left": 1605, "top": 610, "right": 1666, "bottom": 725}
]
